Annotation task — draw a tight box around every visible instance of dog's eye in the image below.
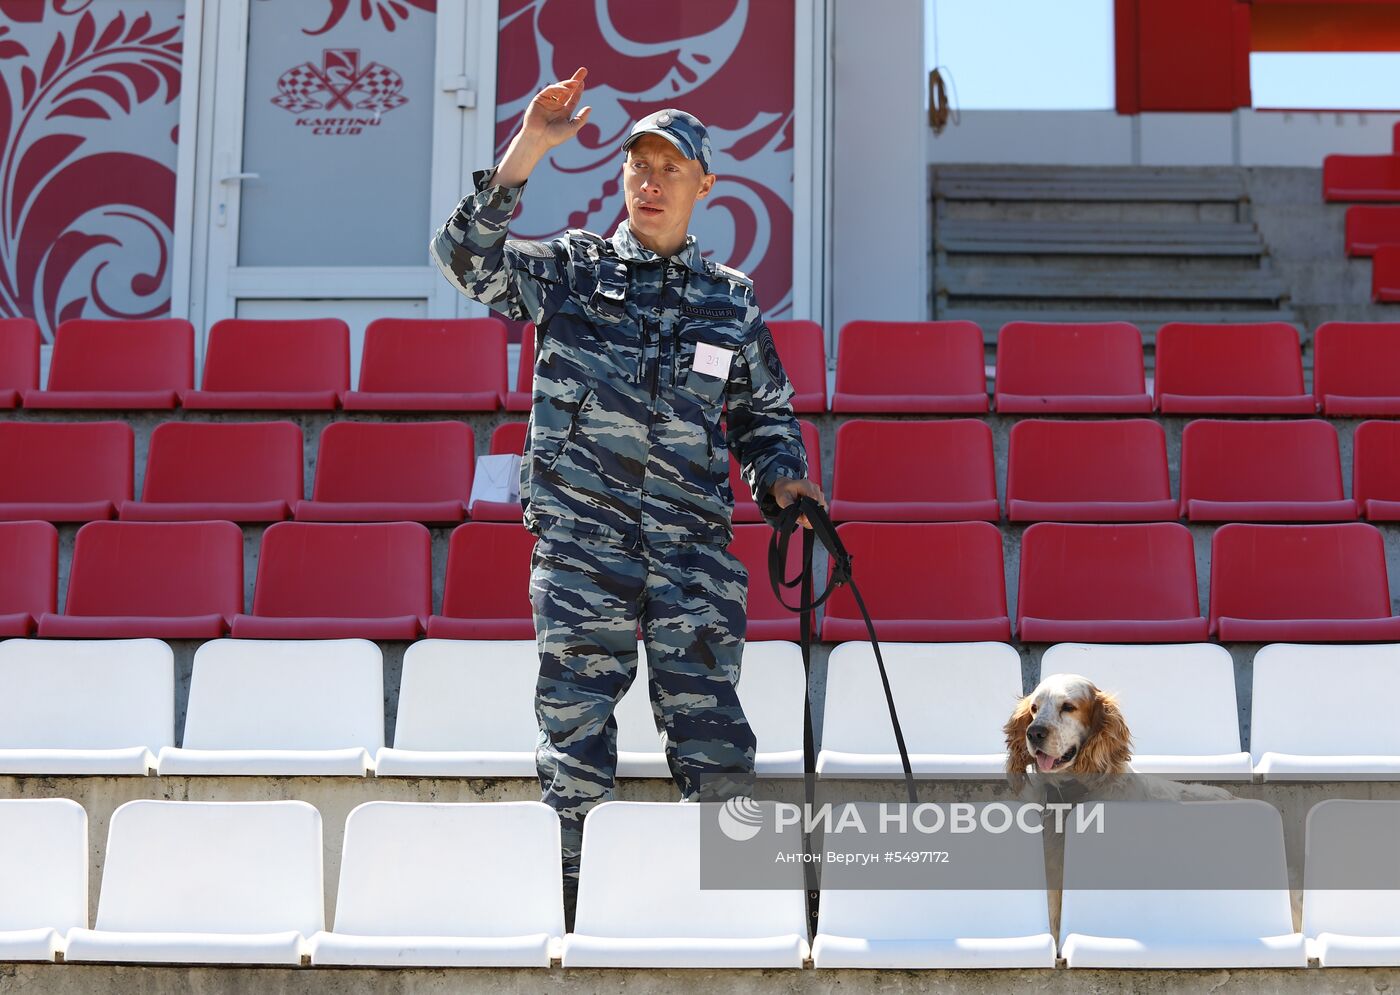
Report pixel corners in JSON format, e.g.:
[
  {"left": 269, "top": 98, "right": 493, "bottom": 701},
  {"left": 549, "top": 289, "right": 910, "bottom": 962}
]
[
  {"left": 1061, "top": 703, "right": 1075, "bottom": 714},
  {"left": 1029, "top": 704, "right": 1038, "bottom": 714}
]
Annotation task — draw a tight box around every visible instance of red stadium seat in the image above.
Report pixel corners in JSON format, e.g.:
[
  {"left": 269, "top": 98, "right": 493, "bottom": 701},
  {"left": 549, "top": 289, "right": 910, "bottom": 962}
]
[
  {"left": 506, "top": 326, "right": 534, "bottom": 412},
  {"left": 181, "top": 318, "right": 348, "bottom": 410},
  {"left": 294, "top": 421, "right": 473, "bottom": 524},
  {"left": 1395, "top": 121, "right": 1399, "bottom": 153},
  {"left": 994, "top": 321, "right": 1151, "bottom": 413},
  {"left": 0, "top": 318, "right": 39, "bottom": 408},
  {"left": 831, "top": 320, "right": 988, "bottom": 413},
  {"left": 1153, "top": 322, "right": 1314, "bottom": 414},
  {"left": 1016, "top": 522, "right": 1206, "bottom": 643},
  {"left": 729, "top": 523, "right": 802, "bottom": 640},
  {"left": 121, "top": 421, "right": 302, "bottom": 523},
  {"left": 341, "top": 317, "right": 506, "bottom": 411},
  {"left": 427, "top": 522, "right": 535, "bottom": 639},
  {"left": 830, "top": 420, "right": 998, "bottom": 523},
  {"left": 22, "top": 319, "right": 192, "bottom": 410},
  {"left": 1353, "top": 420, "right": 1400, "bottom": 522},
  {"left": 1178, "top": 419, "right": 1355, "bottom": 522},
  {"left": 768, "top": 320, "right": 827, "bottom": 412},
  {"left": 819, "top": 522, "right": 1010, "bottom": 642},
  {"left": 1344, "top": 206, "right": 1400, "bottom": 257},
  {"left": 468, "top": 422, "right": 527, "bottom": 522},
  {"left": 0, "top": 521, "right": 57, "bottom": 636},
  {"left": 0, "top": 422, "right": 132, "bottom": 522},
  {"left": 1375, "top": 245, "right": 1400, "bottom": 303},
  {"left": 1322, "top": 154, "right": 1400, "bottom": 202},
  {"left": 1313, "top": 321, "right": 1400, "bottom": 416},
  {"left": 232, "top": 522, "right": 431, "bottom": 639},
  {"left": 38, "top": 521, "right": 243, "bottom": 638},
  {"left": 1209, "top": 523, "right": 1400, "bottom": 641},
  {"left": 1007, "top": 420, "right": 1176, "bottom": 522},
  {"left": 730, "top": 420, "right": 823, "bottom": 523}
]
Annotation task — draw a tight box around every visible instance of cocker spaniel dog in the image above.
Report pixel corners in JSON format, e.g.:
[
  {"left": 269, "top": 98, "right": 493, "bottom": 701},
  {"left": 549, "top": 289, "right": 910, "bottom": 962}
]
[{"left": 1004, "top": 673, "right": 1232, "bottom": 803}]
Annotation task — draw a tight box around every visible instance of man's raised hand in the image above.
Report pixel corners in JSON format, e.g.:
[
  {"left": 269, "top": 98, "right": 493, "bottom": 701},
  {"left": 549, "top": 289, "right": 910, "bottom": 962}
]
[{"left": 522, "top": 67, "right": 592, "bottom": 150}]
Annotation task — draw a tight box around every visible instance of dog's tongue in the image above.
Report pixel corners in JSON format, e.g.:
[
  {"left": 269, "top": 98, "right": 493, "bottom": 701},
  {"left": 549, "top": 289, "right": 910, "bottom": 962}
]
[{"left": 1035, "top": 751, "right": 1058, "bottom": 773}]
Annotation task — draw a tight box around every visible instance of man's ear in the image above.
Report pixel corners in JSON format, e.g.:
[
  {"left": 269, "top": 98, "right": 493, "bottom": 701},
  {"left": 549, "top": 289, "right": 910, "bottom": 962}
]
[{"left": 696, "top": 172, "right": 716, "bottom": 200}]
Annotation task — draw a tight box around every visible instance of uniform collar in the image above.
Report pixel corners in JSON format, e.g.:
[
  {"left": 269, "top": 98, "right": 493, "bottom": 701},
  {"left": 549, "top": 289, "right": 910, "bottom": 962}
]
[{"left": 610, "top": 220, "right": 705, "bottom": 274}]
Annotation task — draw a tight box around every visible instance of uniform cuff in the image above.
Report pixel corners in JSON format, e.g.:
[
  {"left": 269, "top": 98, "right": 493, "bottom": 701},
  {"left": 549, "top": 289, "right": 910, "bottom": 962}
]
[{"left": 754, "top": 458, "right": 807, "bottom": 528}]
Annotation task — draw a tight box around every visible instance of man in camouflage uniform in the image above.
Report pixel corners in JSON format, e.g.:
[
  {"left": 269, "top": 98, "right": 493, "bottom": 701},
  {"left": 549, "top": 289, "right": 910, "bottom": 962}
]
[{"left": 431, "top": 67, "right": 824, "bottom": 898}]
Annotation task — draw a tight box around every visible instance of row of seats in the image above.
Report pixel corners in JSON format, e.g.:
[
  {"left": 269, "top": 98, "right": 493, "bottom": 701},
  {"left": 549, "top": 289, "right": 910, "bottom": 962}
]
[
  {"left": 4, "top": 795, "right": 1400, "bottom": 969},
  {"left": 1, "top": 638, "right": 1394, "bottom": 781},
  {"left": 1323, "top": 129, "right": 1400, "bottom": 301},
  {"left": 7, "top": 316, "right": 1400, "bottom": 416},
  {"left": 6, "top": 416, "right": 1400, "bottom": 527},
  {"left": 3, "top": 519, "right": 1398, "bottom": 643}
]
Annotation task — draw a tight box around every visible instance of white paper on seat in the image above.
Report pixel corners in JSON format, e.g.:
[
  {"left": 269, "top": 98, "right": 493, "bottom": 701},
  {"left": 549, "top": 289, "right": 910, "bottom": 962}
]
[
  {"left": 156, "top": 747, "right": 372, "bottom": 777},
  {"left": 63, "top": 928, "right": 306, "bottom": 965},
  {"left": 469, "top": 454, "right": 521, "bottom": 507}
]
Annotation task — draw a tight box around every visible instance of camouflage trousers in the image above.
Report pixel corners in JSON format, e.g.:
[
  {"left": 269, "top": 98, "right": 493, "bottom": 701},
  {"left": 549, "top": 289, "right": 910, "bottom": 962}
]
[{"left": 530, "top": 534, "right": 757, "bottom": 882}]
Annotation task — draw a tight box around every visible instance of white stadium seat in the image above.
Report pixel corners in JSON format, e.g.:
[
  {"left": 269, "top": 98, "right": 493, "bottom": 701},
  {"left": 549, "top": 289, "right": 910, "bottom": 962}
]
[
  {"left": 156, "top": 639, "right": 381, "bottom": 776},
  {"left": 1059, "top": 800, "right": 1305, "bottom": 968},
  {"left": 817, "top": 642, "right": 1018, "bottom": 777},
  {"left": 0, "top": 799, "right": 87, "bottom": 962},
  {"left": 1252, "top": 643, "right": 1400, "bottom": 780},
  {"left": 562, "top": 801, "right": 809, "bottom": 968},
  {"left": 812, "top": 802, "right": 1056, "bottom": 969},
  {"left": 309, "top": 801, "right": 562, "bottom": 967},
  {"left": 374, "top": 639, "right": 538, "bottom": 777},
  {"left": 64, "top": 800, "right": 323, "bottom": 965},
  {"left": 0, "top": 638, "right": 171, "bottom": 775},
  {"left": 617, "top": 641, "right": 806, "bottom": 778},
  {"left": 1305, "top": 800, "right": 1400, "bottom": 966},
  {"left": 1040, "top": 643, "right": 1251, "bottom": 778}
]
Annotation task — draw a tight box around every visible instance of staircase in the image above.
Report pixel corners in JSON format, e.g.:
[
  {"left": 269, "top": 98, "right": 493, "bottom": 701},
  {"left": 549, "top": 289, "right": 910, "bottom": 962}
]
[{"left": 931, "top": 165, "right": 1297, "bottom": 355}]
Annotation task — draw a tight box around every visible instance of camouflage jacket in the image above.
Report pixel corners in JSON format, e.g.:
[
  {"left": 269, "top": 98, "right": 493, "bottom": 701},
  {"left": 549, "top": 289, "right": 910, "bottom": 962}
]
[{"left": 432, "top": 167, "right": 808, "bottom": 546}]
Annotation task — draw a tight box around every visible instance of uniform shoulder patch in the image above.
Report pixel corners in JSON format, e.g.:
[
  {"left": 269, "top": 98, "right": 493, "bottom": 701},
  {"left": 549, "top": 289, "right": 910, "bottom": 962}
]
[
  {"left": 709, "top": 260, "right": 753, "bottom": 289},
  {"left": 757, "top": 322, "right": 787, "bottom": 387},
  {"left": 507, "top": 238, "right": 556, "bottom": 259}
]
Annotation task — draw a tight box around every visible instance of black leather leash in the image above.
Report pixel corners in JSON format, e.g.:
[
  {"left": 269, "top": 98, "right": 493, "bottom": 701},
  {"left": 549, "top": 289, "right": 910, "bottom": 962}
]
[{"left": 768, "top": 497, "right": 917, "bottom": 931}]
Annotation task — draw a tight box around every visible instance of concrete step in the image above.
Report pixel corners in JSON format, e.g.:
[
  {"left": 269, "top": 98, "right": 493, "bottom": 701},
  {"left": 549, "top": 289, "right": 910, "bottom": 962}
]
[
  {"left": 938, "top": 265, "right": 1290, "bottom": 304},
  {"left": 937, "top": 218, "right": 1265, "bottom": 257},
  {"left": 940, "top": 199, "right": 1245, "bottom": 224},
  {"left": 933, "top": 165, "right": 1247, "bottom": 202},
  {"left": 939, "top": 306, "right": 1302, "bottom": 340}
]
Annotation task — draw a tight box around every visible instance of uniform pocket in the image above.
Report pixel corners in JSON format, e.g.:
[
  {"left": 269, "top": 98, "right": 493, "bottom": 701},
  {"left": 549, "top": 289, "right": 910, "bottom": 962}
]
[{"left": 542, "top": 384, "right": 595, "bottom": 473}]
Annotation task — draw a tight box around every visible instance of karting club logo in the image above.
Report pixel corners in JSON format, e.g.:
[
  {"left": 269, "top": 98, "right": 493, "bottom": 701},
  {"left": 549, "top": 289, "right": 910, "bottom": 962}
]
[{"left": 272, "top": 49, "right": 407, "bottom": 135}]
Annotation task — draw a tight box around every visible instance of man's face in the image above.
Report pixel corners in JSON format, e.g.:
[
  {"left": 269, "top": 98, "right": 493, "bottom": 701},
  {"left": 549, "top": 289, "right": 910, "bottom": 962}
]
[{"left": 621, "top": 134, "right": 715, "bottom": 251}]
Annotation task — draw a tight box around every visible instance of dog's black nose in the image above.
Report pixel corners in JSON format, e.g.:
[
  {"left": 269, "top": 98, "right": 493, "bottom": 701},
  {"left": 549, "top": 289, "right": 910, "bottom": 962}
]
[{"left": 1026, "top": 724, "right": 1048, "bottom": 747}]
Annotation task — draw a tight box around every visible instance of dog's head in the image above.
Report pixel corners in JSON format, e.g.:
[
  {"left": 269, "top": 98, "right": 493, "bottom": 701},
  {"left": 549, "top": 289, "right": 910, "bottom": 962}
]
[{"left": 1004, "top": 673, "right": 1132, "bottom": 792}]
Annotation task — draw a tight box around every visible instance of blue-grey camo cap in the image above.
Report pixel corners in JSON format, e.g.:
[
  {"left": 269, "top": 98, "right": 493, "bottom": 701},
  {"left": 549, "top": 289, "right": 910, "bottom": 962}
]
[{"left": 622, "top": 108, "right": 713, "bottom": 174}]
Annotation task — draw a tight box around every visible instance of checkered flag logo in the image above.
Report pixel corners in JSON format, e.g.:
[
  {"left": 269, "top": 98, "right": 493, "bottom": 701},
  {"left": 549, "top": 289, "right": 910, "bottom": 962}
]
[{"left": 272, "top": 48, "right": 408, "bottom": 115}]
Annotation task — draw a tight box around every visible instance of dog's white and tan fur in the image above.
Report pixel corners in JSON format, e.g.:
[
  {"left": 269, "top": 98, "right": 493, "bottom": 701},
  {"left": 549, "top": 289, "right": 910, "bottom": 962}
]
[{"left": 1004, "top": 673, "right": 1232, "bottom": 802}]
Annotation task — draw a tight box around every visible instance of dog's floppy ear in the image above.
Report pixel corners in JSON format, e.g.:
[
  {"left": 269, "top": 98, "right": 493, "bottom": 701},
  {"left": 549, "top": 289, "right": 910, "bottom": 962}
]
[
  {"left": 1078, "top": 687, "right": 1133, "bottom": 776},
  {"left": 1003, "top": 695, "right": 1035, "bottom": 793}
]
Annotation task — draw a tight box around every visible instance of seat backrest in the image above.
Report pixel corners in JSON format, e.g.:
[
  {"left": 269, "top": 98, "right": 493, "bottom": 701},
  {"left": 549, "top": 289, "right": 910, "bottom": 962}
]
[
  {"left": 0, "top": 638, "right": 173, "bottom": 751},
  {"left": 1210, "top": 523, "right": 1392, "bottom": 622},
  {"left": 834, "top": 419, "right": 994, "bottom": 503},
  {"left": 252, "top": 522, "right": 431, "bottom": 620},
  {"left": 182, "top": 639, "right": 383, "bottom": 751},
  {"left": 439, "top": 523, "right": 534, "bottom": 621},
  {"left": 1251, "top": 643, "right": 1400, "bottom": 761},
  {"left": 1314, "top": 322, "right": 1400, "bottom": 401},
  {"left": 1040, "top": 643, "right": 1240, "bottom": 756},
  {"left": 65, "top": 521, "right": 243, "bottom": 619},
  {"left": 1181, "top": 419, "right": 1345, "bottom": 503},
  {"left": 823, "top": 522, "right": 1008, "bottom": 623},
  {"left": 1305, "top": 800, "right": 1400, "bottom": 939},
  {"left": 767, "top": 320, "right": 826, "bottom": 402},
  {"left": 142, "top": 421, "right": 304, "bottom": 503},
  {"left": 46, "top": 319, "right": 193, "bottom": 391},
  {"left": 1060, "top": 800, "right": 1293, "bottom": 942},
  {"left": 1007, "top": 420, "right": 1171, "bottom": 502},
  {"left": 574, "top": 801, "right": 806, "bottom": 938},
  {"left": 333, "top": 801, "right": 562, "bottom": 938},
  {"left": 995, "top": 321, "right": 1145, "bottom": 397},
  {"left": 95, "top": 800, "right": 323, "bottom": 935},
  {"left": 1154, "top": 322, "right": 1305, "bottom": 401},
  {"left": 1018, "top": 522, "right": 1200, "bottom": 623},
  {"left": 0, "top": 318, "right": 40, "bottom": 393},
  {"left": 822, "top": 641, "right": 1019, "bottom": 755},
  {"left": 0, "top": 521, "right": 57, "bottom": 618},
  {"left": 728, "top": 524, "right": 802, "bottom": 623},
  {"left": 356, "top": 317, "right": 506, "bottom": 395},
  {"left": 490, "top": 421, "right": 527, "bottom": 455},
  {"left": 0, "top": 422, "right": 132, "bottom": 503},
  {"left": 730, "top": 420, "right": 822, "bottom": 503},
  {"left": 311, "top": 421, "right": 473, "bottom": 503},
  {"left": 835, "top": 320, "right": 985, "bottom": 396},
  {"left": 0, "top": 799, "right": 87, "bottom": 932},
  {"left": 1354, "top": 419, "right": 1400, "bottom": 506},
  {"left": 393, "top": 640, "right": 538, "bottom": 751},
  {"left": 200, "top": 318, "right": 349, "bottom": 392}
]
